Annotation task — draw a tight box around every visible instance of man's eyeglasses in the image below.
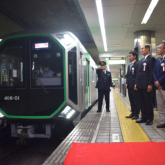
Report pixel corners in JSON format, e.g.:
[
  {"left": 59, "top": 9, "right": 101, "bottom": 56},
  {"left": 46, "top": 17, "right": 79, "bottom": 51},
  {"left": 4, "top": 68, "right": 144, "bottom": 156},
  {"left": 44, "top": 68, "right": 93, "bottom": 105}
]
[{"left": 157, "top": 47, "right": 165, "bottom": 50}]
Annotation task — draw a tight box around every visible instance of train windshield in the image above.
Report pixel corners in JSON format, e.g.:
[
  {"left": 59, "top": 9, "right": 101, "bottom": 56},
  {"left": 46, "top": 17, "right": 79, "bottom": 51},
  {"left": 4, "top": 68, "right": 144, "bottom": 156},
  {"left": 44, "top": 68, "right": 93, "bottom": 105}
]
[
  {"left": 0, "top": 39, "right": 25, "bottom": 88},
  {"left": 31, "top": 36, "right": 63, "bottom": 87}
]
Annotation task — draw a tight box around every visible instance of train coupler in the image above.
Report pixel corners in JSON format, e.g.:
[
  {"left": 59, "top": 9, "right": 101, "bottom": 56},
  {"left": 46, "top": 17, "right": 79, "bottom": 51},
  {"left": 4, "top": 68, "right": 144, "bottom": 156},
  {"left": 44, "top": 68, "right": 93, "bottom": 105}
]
[{"left": 11, "top": 124, "right": 51, "bottom": 138}]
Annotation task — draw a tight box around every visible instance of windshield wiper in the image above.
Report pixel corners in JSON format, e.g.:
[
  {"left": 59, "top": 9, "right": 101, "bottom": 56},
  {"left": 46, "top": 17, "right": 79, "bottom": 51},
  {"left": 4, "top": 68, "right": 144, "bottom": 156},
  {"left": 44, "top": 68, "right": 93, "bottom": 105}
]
[{"left": 36, "top": 78, "right": 49, "bottom": 95}]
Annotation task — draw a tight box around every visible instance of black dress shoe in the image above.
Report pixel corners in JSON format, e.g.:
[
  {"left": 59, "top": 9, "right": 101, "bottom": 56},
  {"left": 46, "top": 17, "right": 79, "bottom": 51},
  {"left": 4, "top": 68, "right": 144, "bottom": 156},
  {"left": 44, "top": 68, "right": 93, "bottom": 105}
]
[
  {"left": 157, "top": 124, "right": 165, "bottom": 128},
  {"left": 132, "top": 116, "right": 139, "bottom": 120},
  {"left": 145, "top": 120, "right": 153, "bottom": 125},
  {"left": 136, "top": 118, "right": 147, "bottom": 123},
  {"left": 125, "top": 113, "right": 134, "bottom": 118},
  {"left": 106, "top": 109, "right": 110, "bottom": 112},
  {"left": 97, "top": 110, "right": 101, "bottom": 113}
]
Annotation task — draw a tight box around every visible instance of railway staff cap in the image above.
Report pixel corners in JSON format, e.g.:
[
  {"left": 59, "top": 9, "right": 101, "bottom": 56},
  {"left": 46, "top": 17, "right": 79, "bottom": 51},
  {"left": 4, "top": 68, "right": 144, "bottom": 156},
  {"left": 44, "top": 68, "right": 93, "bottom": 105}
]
[{"left": 99, "top": 61, "right": 106, "bottom": 66}]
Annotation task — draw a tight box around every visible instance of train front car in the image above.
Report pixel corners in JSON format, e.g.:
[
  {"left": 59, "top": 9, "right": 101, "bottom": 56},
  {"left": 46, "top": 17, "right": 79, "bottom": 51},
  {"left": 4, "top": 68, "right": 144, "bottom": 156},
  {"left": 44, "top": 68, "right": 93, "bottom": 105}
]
[{"left": 0, "top": 31, "right": 84, "bottom": 138}]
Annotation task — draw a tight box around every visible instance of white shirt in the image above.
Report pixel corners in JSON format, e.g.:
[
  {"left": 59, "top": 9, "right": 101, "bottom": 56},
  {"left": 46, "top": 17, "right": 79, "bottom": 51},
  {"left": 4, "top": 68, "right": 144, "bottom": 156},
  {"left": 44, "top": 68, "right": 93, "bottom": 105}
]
[
  {"left": 144, "top": 54, "right": 150, "bottom": 60},
  {"left": 129, "top": 60, "right": 136, "bottom": 69},
  {"left": 102, "top": 70, "right": 106, "bottom": 74},
  {"left": 130, "top": 60, "right": 136, "bottom": 65}
]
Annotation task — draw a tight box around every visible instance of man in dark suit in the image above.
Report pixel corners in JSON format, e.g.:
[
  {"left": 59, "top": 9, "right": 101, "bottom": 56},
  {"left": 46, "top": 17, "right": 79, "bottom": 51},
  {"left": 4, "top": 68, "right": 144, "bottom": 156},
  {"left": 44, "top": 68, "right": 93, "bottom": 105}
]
[
  {"left": 135, "top": 45, "right": 156, "bottom": 125},
  {"left": 153, "top": 42, "right": 165, "bottom": 128},
  {"left": 125, "top": 51, "right": 140, "bottom": 119},
  {"left": 96, "top": 61, "right": 112, "bottom": 112}
]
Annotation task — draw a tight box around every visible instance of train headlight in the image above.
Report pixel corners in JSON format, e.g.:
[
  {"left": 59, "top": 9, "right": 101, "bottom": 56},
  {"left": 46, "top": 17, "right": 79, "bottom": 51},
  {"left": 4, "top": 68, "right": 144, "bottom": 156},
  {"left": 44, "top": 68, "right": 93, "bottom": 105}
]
[
  {"left": 66, "top": 110, "right": 75, "bottom": 119},
  {"left": 0, "top": 112, "right": 4, "bottom": 118},
  {"left": 0, "top": 39, "right": 2, "bottom": 42},
  {"left": 58, "top": 106, "right": 75, "bottom": 119}
]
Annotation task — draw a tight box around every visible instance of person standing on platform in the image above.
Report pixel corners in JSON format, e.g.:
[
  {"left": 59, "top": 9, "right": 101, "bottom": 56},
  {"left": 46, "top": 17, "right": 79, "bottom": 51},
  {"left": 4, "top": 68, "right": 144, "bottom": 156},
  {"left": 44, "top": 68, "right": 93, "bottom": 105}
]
[
  {"left": 153, "top": 43, "right": 165, "bottom": 128},
  {"left": 125, "top": 51, "right": 140, "bottom": 120},
  {"left": 135, "top": 45, "right": 156, "bottom": 125},
  {"left": 96, "top": 61, "right": 112, "bottom": 113}
]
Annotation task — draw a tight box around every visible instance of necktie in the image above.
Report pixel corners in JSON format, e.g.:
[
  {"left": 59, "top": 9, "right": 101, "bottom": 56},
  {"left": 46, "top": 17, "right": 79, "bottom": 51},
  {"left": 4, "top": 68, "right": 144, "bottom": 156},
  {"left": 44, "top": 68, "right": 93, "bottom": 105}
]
[
  {"left": 130, "top": 63, "right": 133, "bottom": 70},
  {"left": 142, "top": 58, "right": 145, "bottom": 63},
  {"left": 160, "top": 57, "right": 163, "bottom": 63}
]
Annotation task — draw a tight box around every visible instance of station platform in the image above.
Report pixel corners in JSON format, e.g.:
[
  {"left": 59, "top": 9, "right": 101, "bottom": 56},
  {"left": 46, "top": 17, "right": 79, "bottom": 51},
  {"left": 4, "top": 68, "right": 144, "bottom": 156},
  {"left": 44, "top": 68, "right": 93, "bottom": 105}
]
[{"left": 43, "top": 89, "right": 165, "bottom": 165}]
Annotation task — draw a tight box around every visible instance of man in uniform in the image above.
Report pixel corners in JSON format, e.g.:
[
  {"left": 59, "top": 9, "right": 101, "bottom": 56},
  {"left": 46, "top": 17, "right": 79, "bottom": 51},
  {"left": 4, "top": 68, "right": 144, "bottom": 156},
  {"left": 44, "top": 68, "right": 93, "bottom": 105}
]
[
  {"left": 125, "top": 51, "right": 140, "bottom": 119},
  {"left": 135, "top": 45, "right": 156, "bottom": 125},
  {"left": 95, "top": 61, "right": 113, "bottom": 112},
  {"left": 153, "top": 42, "right": 165, "bottom": 128}
]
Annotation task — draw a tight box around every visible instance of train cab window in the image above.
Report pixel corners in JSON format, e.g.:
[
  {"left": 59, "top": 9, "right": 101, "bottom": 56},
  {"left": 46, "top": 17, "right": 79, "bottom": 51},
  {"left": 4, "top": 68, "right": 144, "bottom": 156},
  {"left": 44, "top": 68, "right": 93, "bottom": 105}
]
[
  {"left": 68, "top": 47, "right": 77, "bottom": 104},
  {"left": 31, "top": 37, "right": 63, "bottom": 87},
  {"left": 0, "top": 39, "right": 25, "bottom": 87}
]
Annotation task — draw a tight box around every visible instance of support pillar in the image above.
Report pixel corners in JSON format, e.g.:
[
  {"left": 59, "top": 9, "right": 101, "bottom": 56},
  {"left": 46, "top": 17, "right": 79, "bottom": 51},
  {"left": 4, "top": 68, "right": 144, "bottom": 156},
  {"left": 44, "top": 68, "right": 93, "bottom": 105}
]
[{"left": 134, "top": 30, "right": 156, "bottom": 61}]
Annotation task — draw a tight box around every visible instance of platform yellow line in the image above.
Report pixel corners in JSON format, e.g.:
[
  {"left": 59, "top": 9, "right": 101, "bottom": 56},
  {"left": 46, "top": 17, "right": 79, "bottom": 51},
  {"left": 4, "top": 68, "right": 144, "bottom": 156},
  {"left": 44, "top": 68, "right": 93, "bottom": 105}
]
[{"left": 113, "top": 89, "right": 150, "bottom": 142}]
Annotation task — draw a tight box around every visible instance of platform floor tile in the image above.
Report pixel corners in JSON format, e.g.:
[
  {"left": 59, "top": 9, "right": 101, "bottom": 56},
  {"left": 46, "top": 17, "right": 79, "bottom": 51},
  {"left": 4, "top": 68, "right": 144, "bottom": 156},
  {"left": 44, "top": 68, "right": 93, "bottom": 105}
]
[
  {"left": 113, "top": 89, "right": 150, "bottom": 142},
  {"left": 115, "top": 88, "right": 165, "bottom": 142}
]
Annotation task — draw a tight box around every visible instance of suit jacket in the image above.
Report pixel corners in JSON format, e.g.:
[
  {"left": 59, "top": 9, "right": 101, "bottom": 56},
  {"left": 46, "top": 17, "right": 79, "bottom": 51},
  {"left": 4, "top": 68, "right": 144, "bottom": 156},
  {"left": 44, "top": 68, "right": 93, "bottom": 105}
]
[
  {"left": 136, "top": 55, "right": 156, "bottom": 89},
  {"left": 95, "top": 69, "right": 112, "bottom": 91},
  {"left": 126, "top": 61, "right": 139, "bottom": 88},
  {"left": 153, "top": 57, "right": 165, "bottom": 90}
]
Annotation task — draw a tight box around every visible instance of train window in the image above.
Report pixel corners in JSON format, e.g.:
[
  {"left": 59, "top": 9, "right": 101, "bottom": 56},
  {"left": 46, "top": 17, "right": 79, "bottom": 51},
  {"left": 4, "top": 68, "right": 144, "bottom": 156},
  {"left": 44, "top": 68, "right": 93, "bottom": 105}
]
[
  {"left": 92, "top": 67, "right": 95, "bottom": 82},
  {"left": 0, "top": 39, "right": 25, "bottom": 87},
  {"left": 31, "top": 36, "right": 63, "bottom": 87},
  {"left": 68, "top": 47, "right": 77, "bottom": 104}
]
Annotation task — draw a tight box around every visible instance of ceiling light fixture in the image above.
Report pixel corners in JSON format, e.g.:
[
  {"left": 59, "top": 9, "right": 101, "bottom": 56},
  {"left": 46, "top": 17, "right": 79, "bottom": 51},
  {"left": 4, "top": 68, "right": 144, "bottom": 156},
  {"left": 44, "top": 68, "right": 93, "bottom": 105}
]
[
  {"left": 106, "top": 60, "right": 125, "bottom": 65},
  {"left": 95, "top": 0, "right": 107, "bottom": 51},
  {"left": 110, "top": 58, "right": 122, "bottom": 60},
  {"left": 141, "top": 0, "right": 159, "bottom": 24}
]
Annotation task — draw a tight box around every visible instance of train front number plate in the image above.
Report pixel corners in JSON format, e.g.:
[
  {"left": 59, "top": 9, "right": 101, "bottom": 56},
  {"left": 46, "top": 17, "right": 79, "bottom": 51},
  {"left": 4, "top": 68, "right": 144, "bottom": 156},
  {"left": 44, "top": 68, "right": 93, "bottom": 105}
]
[{"left": 4, "top": 96, "right": 20, "bottom": 100}]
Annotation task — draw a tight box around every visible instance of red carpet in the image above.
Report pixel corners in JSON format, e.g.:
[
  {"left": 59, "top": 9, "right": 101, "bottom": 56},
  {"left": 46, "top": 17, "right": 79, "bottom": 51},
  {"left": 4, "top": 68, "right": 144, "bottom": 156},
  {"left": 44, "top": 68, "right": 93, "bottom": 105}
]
[{"left": 64, "top": 142, "right": 165, "bottom": 165}]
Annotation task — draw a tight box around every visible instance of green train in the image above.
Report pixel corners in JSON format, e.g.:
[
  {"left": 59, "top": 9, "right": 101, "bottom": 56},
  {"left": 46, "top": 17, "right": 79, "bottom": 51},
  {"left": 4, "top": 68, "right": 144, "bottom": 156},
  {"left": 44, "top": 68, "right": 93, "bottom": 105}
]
[{"left": 0, "top": 30, "right": 98, "bottom": 138}]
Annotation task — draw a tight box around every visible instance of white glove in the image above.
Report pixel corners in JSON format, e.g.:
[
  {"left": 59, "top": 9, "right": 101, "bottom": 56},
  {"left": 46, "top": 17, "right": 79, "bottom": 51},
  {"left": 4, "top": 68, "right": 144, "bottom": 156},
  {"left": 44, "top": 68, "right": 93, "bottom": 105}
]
[
  {"left": 40, "top": 67, "right": 43, "bottom": 74},
  {"left": 97, "top": 66, "right": 101, "bottom": 69}
]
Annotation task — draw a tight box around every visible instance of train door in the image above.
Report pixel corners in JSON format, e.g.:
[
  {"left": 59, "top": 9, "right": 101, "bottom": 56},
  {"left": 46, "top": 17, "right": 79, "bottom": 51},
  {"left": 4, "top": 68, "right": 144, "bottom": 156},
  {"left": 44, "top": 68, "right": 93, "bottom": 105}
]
[
  {"left": 27, "top": 36, "right": 65, "bottom": 116},
  {"left": 68, "top": 47, "right": 78, "bottom": 105},
  {"left": 86, "top": 59, "right": 90, "bottom": 108},
  {"left": 0, "top": 38, "right": 28, "bottom": 116},
  {"left": 95, "top": 70, "right": 98, "bottom": 99},
  {"left": 79, "top": 52, "right": 85, "bottom": 110}
]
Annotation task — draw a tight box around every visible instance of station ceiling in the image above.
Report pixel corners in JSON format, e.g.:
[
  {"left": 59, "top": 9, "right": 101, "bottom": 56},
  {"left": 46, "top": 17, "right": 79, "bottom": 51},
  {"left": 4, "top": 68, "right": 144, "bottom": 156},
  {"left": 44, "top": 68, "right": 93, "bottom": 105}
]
[
  {"left": 79, "top": 0, "right": 165, "bottom": 60},
  {"left": 0, "top": 0, "right": 100, "bottom": 63},
  {"left": 1, "top": 0, "right": 165, "bottom": 68}
]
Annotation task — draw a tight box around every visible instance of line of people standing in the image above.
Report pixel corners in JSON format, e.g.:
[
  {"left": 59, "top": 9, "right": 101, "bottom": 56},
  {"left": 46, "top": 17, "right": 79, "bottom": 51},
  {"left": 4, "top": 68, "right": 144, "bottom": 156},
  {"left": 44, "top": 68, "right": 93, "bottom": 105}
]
[{"left": 126, "top": 44, "right": 165, "bottom": 127}]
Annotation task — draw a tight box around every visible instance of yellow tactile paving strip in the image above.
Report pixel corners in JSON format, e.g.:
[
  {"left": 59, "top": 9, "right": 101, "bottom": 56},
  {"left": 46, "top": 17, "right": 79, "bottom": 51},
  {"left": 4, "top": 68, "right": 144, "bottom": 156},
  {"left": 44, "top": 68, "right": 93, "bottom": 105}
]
[{"left": 113, "top": 89, "right": 150, "bottom": 142}]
